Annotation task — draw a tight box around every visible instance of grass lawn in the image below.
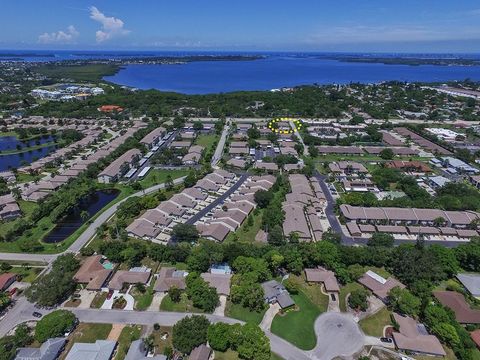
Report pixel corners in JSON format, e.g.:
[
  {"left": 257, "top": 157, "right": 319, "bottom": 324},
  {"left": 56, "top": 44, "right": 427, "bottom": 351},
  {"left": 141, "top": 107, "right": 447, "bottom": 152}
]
[
  {"left": 0, "top": 200, "right": 39, "bottom": 239},
  {"left": 151, "top": 326, "right": 173, "bottom": 356},
  {"left": 60, "top": 323, "right": 112, "bottom": 360},
  {"left": 160, "top": 293, "right": 203, "bottom": 313},
  {"left": 287, "top": 274, "right": 329, "bottom": 312},
  {"left": 138, "top": 169, "right": 189, "bottom": 189},
  {"left": 132, "top": 282, "right": 155, "bottom": 311},
  {"left": 90, "top": 292, "right": 108, "bottom": 309},
  {"left": 271, "top": 291, "right": 322, "bottom": 350},
  {"left": 413, "top": 345, "right": 459, "bottom": 360},
  {"left": 225, "top": 209, "right": 263, "bottom": 243},
  {"left": 224, "top": 301, "right": 266, "bottom": 325},
  {"left": 115, "top": 325, "right": 142, "bottom": 360},
  {"left": 7, "top": 266, "right": 43, "bottom": 282},
  {"left": 195, "top": 134, "right": 219, "bottom": 148},
  {"left": 339, "top": 282, "right": 363, "bottom": 312},
  {"left": 359, "top": 307, "right": 392, "bottom": 337},
  {"left": 214, "top": 349, "right": 284, "bottom": 360}
]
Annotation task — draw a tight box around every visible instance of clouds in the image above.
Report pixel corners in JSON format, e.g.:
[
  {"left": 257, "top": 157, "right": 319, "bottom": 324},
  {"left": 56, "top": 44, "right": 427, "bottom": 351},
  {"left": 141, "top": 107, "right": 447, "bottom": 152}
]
[
  {"left": 38, "top": 25, "right": 79, "bottom": 44},
  {"left": 89, "top": 6, "right": 130, "bottom": 43}
]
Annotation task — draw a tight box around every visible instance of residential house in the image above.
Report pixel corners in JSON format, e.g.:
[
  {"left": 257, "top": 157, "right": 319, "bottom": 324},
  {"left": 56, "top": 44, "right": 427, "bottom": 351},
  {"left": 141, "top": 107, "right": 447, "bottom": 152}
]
[
  {"left": 65, "top": 340, "right": 116, "bottom": 360},
  {"left": 261, "top": 280, "right": 295, "bottom": 309},
  {"left": 0, "top": 273, "right": 17, "bottom": 291},
  {"left": 15, "top": 338, "right": 66, "bottom": 360},
  {"left": 189, "top": 344, "right": 212, "bottom": 360},
  {"left": 73, "top": 255, "right": 113, "bottom": 291},
  {"left": 391, "top": 313, "right": 446, "bottom": 356},
  {"left": 304, "top": 268, "right": 340, "bottom": 293},
  {"left": 358, "top": 270, "right": 405, "bottom": 302},
  {"left": 154, "top": 267, "right": 188, "bottom": 293},
  {"left": 125, "top": 339, "right": 167, "bottom": 360},
  {"left": 456, "top": 273, "right": 480, "bottom": 298},
  {"left": 434, "top": 291, "right": 480, "bottom": 324},
  {"left": 108, "top": 269, "right": 151, "bottom": 291},
  {"left": 98, "top": 149, "right": 141, "bottom": 183}
]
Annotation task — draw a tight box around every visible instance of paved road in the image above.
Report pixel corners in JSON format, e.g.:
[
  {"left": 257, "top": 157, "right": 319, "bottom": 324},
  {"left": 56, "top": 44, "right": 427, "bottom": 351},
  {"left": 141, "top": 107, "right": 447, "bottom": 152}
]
[
  {"left": 0, "top": 177, "right": 186, "bottom": 262},
  {"left": 290, "top": 120, "right": 308, "bottom": 156},
  {"left": 0, "top": 304, "right": 308, "bottom": 359},
  {"left": 186, "top": 174, "right": 249, "bottom": 225},
  {"left": 211, "top": 122, "right": 229, "bottom": 167}
]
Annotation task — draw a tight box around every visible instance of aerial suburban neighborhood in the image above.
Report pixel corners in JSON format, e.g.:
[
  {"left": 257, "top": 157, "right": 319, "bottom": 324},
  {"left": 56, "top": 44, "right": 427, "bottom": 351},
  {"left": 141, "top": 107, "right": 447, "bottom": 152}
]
[{"left": 3, "top": 3, "right": 480, "bottom": 360}]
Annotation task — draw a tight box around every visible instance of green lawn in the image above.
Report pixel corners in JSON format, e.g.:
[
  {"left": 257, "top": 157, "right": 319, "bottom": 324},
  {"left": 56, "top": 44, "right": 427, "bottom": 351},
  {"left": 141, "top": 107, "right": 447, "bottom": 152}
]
[
  {"left": 151, "top": 326, "right": 173, "bottom": 356},
  {"left": 160, "top": 293, "right": 203, "bottom": 313},
  {"left": 90, "top": 292, "right": 108, "bottom": 309},
  {"left": 115, "top": 325, "right": 142, "bottom": 360},
  {"left": 7, "top": 266, "right": 43, "bottom": 283},
  {"left": 271, "top": 291, "right": 322, "bottom": 350},
  {"left": 138, "top": 169, "right": 189, "bottom": 189},
  {"left": 359, "top": 307, "right": 392, "bottom": 337},
  {"left": 133, "top": 282, "right": 155, "bottom": 311},
  {"left": 195, "top": 134, "right": 219, "bottom": 148},
  {"left": 225, "top": 209, "right": 264, "bottom": 243},
  {"left": 288, "top": 275, "right": 329, "bottom": 312},
  {"left": 224, "top": 301, "right": 266, "bottom": 325},
  {"left": 214, "top": 350, "right": 284, "bottom": 360},
  {"left": 0, "top": 200, "right": 39, "bottom": 239},
  {"left": 339, "top": 282, "right": 363, "bottom": 312},
  {"left": 60, "top": 323, "right": 112, "bottom": 360}
]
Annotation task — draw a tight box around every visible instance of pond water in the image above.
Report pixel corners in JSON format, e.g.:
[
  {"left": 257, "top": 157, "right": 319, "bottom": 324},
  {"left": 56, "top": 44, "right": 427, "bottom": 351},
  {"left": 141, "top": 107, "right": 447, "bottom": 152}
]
[
  {"left": 0, "top": 135, "right": 57, "bottom": 171},
  {"left": 43, "top": 189, "right": 120, "bottom": 244}
]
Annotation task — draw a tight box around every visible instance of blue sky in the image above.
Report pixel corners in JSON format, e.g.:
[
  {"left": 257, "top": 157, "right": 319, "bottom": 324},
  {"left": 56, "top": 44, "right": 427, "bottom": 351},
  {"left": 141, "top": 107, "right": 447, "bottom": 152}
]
[{"left": 1, "top": 0, "right": 480, "bottom": 52}]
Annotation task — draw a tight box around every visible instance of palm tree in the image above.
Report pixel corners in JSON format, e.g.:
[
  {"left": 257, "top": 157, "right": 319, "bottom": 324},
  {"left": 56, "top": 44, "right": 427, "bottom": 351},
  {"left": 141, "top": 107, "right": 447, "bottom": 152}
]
[{"left": 80, "top": 210, "right": 90, "bottom": 223}]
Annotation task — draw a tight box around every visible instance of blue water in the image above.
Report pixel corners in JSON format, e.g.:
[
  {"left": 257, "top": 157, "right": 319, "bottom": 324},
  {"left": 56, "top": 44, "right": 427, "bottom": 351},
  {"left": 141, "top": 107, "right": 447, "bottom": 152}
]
[
  {"left": 104, "top": 56, "right": 480, "bottom": 94},
  {"left": 43, "top": 189, "right": 119, "bottom": 244},
  {"left": 0, "top": 135, "right": 57, "bottom": 171},
  {"left": 0, "top": 135, "right": 55, "bottom": 151}
]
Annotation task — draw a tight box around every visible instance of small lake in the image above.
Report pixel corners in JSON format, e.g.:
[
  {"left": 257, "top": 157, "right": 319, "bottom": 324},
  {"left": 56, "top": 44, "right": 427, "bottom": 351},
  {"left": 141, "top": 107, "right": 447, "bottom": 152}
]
[
  {"left": 43, "top": 189, "right": 120, "bottom": 244},
  {"left": 0, "top": 135, "right": 58, "bottom": 171}
]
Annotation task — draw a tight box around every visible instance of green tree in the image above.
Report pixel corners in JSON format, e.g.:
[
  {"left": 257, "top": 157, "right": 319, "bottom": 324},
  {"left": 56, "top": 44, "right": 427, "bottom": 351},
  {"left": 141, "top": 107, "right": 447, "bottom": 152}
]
[
  {"left": 26, "top": 254, "right": 79, "bottom": 306},
  {"left": 253, "top": 190, "right": 273, "bottom": 208},
  {"left": 185, "top": 273, "right": 219, "bottom": 312},
  {"left": 171, "top": 224, "right": 199, "bottom": 243},
  {"left": 172, "top": 315, "right": 210, "bottom": 354},
  {"left": 388, "top": 287, "right": 421, "bottom": 317},
  {"left": 379, "top": 148, "right": 394, "bottom": 160},
  {"left": 207, "top": 323, "right": 231, "bottom": 352},
  {"left": 35, "top": 310, "right": 77, "bottom": 343},
  {"left": 432, "top": 322, "right": 460, "bottom": 348},
  {"left": 367, "top": 233, "right": 394, "bottom": 247},
  {"left": 169, "top": 286, "right": 182, "bottom": 303},
  {"left": 267, "top": 225, "right": 285, "bottom": 246},
  {"left": 236, "top": 324, "right": 270, "bottom": 360},
  {"left": 348, "top": 288, "right": 369, "bottom": 311}
]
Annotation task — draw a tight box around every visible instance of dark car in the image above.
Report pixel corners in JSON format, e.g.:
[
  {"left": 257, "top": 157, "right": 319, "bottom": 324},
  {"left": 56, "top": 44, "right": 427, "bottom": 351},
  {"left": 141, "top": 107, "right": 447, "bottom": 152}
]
[
  {"left": 380, "top": 337, "right": 393, "bottom": 343},
  {"left": 107, "top": 290, "right": 114, "bottom": 300},
  {"left": 32, "top": 312, "right": 42, "bottom": 318}
]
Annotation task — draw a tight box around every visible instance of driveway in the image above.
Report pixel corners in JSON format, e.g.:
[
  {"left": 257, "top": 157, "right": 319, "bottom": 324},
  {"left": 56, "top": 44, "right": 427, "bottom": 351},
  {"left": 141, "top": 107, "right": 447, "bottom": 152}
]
[
  {"left": 148, "top": 292, "right": 167, "bottom": 312},
  {"left": 101, "top": 291, "right": 134, "bottom": 311},
  {"left": 259, "top": 303, "right": 280, "bottom": 332},
  {"left": 213, "top": 295, "right": 227, "bottom": 316},
  {"left": 308, "top": 312, "right": 365, "bottom": 360},
  {"left": 76, "top": 289, "right": 97, "bottom": 309}
]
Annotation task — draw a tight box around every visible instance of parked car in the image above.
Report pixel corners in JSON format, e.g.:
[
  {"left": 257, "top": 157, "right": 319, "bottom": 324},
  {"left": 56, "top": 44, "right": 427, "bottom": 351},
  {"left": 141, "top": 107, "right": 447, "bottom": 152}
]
[
  {"left": 107, "top": 290, "right": 114, "bottom": 300},
  {"left": 380, "top": 337, "right": 393, "bottom": 343},
  {"left": 32, "top": 312, "right": 42, "bottom": 318}
]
